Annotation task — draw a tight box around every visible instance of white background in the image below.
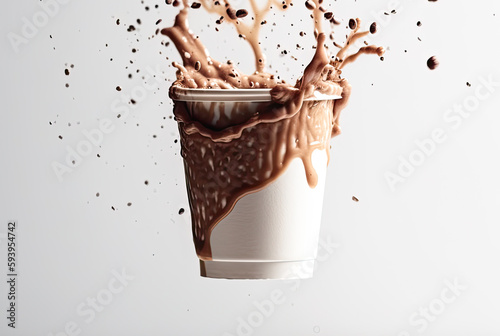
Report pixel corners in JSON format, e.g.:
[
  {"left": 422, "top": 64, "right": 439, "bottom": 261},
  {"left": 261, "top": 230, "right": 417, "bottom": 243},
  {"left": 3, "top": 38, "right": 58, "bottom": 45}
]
[{"left": 1, "top": 0, "right": 500, "bottom": 335}]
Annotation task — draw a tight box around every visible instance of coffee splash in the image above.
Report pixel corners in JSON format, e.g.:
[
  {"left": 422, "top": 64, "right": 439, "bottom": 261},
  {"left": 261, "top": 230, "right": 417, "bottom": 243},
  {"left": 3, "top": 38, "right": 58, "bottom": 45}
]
[
  {"left": 162, "top": 0, "right": 279, "bottom": 89},
  {"left": 162, "top": 0, "right": 384, "bottom": 259}
]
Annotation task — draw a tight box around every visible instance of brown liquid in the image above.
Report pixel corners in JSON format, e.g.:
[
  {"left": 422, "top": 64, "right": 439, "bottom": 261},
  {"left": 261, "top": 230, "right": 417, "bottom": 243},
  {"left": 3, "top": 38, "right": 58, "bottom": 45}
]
[
  {"left": 163, "top": 0, "right": 384, "bottom": 260},
  {"left": 162, "top": 1, "right": 278, "bottom": 89}
]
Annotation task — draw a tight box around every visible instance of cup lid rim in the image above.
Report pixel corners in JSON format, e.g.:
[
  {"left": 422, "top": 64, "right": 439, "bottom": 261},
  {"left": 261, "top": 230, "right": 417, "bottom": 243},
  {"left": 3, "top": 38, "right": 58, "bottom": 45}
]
[{"left": 171, "top": 87, "right": 342, "bottom": 102}]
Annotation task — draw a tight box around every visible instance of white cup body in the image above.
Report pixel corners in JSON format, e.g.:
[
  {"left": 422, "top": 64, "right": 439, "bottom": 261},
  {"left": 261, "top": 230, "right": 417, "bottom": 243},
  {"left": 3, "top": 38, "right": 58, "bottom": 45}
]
[{"left": 203, "top": 149, "right": 328, "bottom": 279}]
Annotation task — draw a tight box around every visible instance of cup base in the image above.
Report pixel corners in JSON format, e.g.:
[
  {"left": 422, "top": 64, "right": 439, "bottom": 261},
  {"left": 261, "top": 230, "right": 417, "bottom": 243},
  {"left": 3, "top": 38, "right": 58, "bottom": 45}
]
[{"left": 200, "top": 259, "right": 315, "bottom": 280}]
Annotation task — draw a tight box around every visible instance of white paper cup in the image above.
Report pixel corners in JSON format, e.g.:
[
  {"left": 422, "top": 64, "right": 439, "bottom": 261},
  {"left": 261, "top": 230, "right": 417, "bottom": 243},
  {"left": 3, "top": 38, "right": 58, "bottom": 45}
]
[{"left": 172, "top": 88, "right": 341, "bottom": 279}]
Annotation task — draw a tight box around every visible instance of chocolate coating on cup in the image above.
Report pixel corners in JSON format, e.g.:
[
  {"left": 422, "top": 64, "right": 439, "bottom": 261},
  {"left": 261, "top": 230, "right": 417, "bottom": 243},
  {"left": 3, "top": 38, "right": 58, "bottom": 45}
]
[{"left": 175, "top": 88, "right": 347, "bottom": 259}]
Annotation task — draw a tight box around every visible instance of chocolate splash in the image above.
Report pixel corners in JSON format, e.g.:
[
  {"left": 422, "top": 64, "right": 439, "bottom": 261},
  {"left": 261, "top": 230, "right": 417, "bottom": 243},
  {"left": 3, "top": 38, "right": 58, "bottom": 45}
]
[
  {"left": 162, "top": 0, "right": 384, "bottom": 259},
  {"left": 161, "top": 0, "right": 284, "bottom": 88}
]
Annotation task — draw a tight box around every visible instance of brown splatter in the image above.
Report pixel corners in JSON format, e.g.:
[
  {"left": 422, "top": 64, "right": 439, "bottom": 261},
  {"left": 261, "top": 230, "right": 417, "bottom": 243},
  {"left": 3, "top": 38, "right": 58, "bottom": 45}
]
[
  {"left": 236, "top": 9, "right": 248, "bottom": 18},
  {"left": 349, "top": 18, "right": 357, "bottom": 30},
  {"left": 305, "top": 0, "right": 316, "bottom": 10},
  {"left": 427, "top": 56, "right": 439, "bottom": 70}
]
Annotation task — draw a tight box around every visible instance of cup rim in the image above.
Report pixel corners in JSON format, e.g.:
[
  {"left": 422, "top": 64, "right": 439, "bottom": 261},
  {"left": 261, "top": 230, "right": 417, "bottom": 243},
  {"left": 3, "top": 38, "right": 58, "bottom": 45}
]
[{"left": 171, "top": 87, "right": 342, "bottom": 102}]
